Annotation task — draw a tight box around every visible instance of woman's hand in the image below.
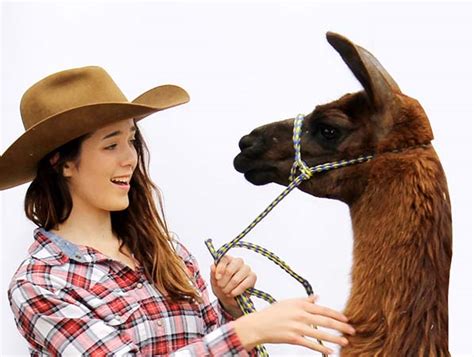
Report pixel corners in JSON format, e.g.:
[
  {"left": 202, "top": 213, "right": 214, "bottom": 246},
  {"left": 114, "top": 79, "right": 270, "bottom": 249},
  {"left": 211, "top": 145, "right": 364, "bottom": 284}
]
[
  {"left": 210, "top": 255, "right": 257, "bottom": 318},
  {"left": 230, "top": 295, "right": 356, "bottom": 355}
]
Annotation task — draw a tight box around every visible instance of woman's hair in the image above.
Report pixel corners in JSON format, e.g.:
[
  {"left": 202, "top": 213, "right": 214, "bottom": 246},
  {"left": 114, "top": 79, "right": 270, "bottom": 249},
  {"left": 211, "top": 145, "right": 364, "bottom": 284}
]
[{"left": 24, "top": 122, "right": 201, "bottom": 302}]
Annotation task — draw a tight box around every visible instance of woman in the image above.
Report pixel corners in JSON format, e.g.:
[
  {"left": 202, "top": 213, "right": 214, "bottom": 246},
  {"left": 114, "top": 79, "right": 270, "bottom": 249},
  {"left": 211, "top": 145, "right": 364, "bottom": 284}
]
[{"left": 3, "top": 66, "right": 355, "bottom": 356}]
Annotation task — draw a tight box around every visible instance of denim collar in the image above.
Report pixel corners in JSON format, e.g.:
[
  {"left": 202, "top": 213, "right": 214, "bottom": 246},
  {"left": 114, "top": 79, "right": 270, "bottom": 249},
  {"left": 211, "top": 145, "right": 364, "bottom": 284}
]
[{"left": 29, "top": 227, "right": 106, "bottom": 265}]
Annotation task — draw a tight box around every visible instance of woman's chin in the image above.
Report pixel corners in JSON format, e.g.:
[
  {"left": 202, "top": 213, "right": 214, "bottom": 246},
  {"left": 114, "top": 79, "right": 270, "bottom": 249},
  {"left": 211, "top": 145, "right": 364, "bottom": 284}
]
[{"left": 107, "top": 199, "right": 130, "bottom": 212}]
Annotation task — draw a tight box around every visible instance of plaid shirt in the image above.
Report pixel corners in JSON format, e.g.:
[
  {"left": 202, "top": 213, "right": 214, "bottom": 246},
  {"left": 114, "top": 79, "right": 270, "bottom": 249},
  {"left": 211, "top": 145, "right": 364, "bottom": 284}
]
[{"left": 8, "top": 228, "right": 251, "bottom": 356}]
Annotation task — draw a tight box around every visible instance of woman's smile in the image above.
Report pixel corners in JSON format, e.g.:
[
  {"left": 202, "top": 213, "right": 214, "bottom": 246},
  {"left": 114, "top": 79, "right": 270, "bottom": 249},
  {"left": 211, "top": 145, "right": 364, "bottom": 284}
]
[
  {"left": 110, "top": 175, "right": 132, "bottom": 191},
  {"left": 111, "top": 180, "right": 131, "bottom": 191}
]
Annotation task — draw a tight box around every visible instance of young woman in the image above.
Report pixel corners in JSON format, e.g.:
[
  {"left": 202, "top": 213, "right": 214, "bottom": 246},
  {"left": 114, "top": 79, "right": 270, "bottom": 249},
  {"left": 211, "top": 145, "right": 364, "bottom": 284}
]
[{"left": 3, "top": 66, "right": 355, "bottom": 356}]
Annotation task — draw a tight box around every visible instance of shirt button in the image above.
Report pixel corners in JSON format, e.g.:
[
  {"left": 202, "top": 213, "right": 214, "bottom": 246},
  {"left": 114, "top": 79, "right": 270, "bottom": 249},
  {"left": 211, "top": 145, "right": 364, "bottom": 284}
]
[
  {"left": 157, "top": 320, "right": 162, "bottom": 326},
  {"left": 136, "top": 282, "right": 143, "bottom": 289}
]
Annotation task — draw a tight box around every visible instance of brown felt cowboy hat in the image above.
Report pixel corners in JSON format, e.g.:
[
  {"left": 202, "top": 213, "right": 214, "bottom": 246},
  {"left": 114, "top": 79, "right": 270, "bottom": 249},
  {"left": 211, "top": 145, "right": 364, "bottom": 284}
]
[{"left": 0, "top": 66, "right": 190, "bottom": 190}]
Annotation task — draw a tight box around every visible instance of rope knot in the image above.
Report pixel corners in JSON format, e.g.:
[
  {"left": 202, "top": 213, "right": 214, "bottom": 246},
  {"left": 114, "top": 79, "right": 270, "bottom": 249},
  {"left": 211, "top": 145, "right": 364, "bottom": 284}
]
[{"left": 290, "top": 160, "right": 313, "bottom": 181}]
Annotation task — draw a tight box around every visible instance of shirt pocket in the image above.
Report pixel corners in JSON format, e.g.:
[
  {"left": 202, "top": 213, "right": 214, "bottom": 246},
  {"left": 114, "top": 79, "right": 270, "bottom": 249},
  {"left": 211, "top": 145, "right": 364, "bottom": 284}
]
[
  {"left": 161, "top": 299, "right": 206, "bottom": 337},
  {"left": 87, "top": 287, "right": 141, "bottom": 327}
]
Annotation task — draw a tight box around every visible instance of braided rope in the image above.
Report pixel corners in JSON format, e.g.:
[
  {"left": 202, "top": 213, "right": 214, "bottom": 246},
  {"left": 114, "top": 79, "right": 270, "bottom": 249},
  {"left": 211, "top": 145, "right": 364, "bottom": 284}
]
[
  {"left": 234, "top": 241, "right": 313, "bottom": 296},
  {"left": 205, "top": 114, "right": 373, "bottom": 356}
]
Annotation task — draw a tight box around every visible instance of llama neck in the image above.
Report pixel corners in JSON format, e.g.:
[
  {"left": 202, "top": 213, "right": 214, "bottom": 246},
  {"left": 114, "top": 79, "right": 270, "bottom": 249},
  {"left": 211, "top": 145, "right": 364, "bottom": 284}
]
[
  {"left": 343, "top": 147, "right": 452, "bottom": 354},
  {"left": 349, "top": 147, "right": 451, "bottom": 251}
]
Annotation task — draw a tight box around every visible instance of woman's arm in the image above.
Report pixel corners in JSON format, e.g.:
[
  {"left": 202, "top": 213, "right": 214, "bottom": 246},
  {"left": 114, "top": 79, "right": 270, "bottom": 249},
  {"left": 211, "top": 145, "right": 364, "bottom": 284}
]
[
  {"left": 231, "top": 295, "right": 356, "bottom": 355},
  {"left": 173, "top": 240, "right": 356, "bottom": 355}
]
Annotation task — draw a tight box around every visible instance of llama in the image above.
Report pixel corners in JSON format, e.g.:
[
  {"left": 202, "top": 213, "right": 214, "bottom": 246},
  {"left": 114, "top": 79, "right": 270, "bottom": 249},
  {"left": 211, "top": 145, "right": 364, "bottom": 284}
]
[{"left": 233, "top": 32, "right": 452, "bottom": 356}]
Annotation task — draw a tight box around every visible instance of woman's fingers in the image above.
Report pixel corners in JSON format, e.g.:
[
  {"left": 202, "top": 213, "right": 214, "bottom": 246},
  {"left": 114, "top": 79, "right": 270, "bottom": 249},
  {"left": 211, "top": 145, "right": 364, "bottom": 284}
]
[
  {"left": 301, "top": 323, "right": 349, "bottom": 347},
  {"left": 216, "top": 256, "right": 244, "bottom": 288},
  {"left": 309, "top": 314, "right": 356, "bottom": 336},
  {"left": 305, "top": 299, "right": 348, "bottom": 322},
  {"left": 215, "top": 255, "right": 231, "bottom": 280},
  {"left": 221, "top": 264, "right": 249, "bottom": 294},
  {"left": 292, "top": 334, "right": 334, "bottom": 355},
  {"left": 303, "top": 299, "right": 355, "bottom": 336},
  {"left": 230, "top": 273, "right": 257, "bottom": 296}
]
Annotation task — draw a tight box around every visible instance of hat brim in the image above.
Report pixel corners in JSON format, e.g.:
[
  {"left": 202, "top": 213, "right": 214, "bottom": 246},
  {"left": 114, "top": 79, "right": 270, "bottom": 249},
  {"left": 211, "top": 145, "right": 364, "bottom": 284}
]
[{"left": 0, "top": 84, "right": 189, "bottom": 190}]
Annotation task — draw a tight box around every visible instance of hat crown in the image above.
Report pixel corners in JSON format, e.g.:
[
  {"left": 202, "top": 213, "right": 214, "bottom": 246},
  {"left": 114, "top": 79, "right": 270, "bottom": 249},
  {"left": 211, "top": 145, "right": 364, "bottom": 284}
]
[{"left": 20, "top": 66, "right": 128, "bottom": 130}]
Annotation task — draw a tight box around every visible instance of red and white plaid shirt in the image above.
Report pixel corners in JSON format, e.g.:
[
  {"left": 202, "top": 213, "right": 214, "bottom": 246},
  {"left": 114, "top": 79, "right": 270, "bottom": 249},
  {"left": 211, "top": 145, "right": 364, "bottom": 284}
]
[{"left": 8, "top": 228, "right": 251, "bottom": 356}]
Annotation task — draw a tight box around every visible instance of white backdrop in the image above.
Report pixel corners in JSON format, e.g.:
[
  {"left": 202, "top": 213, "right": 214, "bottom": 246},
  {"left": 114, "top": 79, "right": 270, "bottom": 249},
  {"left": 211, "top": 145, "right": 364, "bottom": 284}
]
[{"left": 1, "top": 1, "right": 472, "bottom": 356}]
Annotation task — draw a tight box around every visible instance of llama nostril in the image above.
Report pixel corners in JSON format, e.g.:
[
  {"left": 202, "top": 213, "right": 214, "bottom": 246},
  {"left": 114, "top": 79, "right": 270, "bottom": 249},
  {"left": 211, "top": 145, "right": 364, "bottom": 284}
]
[
  {"left": 238, "top": 133, "right": 266, "bottom": 158},
  {"left": 238, "top": 134, "right": 256, "bottom": 151}
]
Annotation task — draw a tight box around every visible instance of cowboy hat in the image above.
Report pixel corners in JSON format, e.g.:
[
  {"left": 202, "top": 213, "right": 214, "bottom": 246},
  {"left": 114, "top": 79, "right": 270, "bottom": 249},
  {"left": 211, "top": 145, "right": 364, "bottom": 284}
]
[{"left": 0, "top": 66, "right": 190, "bottom": 190}]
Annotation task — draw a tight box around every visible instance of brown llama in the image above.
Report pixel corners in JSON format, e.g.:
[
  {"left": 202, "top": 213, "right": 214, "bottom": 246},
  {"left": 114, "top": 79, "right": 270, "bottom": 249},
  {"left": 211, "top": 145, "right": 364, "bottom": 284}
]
[{"left": 233, "top": 32, "right": 452, "bottom": 356}]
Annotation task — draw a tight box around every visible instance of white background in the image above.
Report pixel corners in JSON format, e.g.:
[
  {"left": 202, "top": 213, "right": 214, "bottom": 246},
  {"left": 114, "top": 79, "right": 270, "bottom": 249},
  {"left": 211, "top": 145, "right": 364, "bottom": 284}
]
[{"left": 1, "top": 1, "right": 472, "bottom": 356}]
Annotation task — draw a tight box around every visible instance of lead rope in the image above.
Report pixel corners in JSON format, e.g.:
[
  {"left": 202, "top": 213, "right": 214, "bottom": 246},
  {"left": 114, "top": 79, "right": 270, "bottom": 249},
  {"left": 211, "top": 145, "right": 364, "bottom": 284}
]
[{"left": 205, "top": 114, "right": 373, "bottom": 356}]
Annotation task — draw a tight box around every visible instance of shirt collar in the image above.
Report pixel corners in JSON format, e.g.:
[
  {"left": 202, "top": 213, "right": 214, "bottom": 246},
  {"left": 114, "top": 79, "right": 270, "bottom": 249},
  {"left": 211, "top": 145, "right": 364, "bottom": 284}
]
[{"left": 29, "top": 227, "right": 110, "bottom": 266}]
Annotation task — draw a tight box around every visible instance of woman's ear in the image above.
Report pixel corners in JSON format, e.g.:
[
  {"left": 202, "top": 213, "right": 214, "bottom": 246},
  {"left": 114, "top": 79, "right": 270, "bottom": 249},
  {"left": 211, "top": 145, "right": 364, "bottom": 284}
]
[
  {"left": 62, "top": 161, "right": 74, "bottom": 178},
  {"left": 49, "top": 152, "right": 73, "bottom": 177}
]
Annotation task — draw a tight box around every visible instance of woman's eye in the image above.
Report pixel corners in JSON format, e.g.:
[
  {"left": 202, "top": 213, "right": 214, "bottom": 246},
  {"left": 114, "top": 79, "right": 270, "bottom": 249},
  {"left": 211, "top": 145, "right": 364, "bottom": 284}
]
[
  {"left": 105, "top": 138, "right": 135, "bottom": 150},
  {"left": 317, "top": 125, "right": 339, "bottom": 140}
]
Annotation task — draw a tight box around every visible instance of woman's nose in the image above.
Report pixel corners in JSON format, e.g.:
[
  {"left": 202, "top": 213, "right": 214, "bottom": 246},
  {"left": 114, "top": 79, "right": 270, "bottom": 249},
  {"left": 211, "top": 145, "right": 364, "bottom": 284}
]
[{"left": 121, "top": 144, "right": 138, "bottom": 169}]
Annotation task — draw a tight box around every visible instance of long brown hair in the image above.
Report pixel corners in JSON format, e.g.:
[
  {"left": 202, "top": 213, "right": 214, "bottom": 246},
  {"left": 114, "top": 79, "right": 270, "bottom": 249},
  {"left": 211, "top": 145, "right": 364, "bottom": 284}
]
[{"left": 24, "top": 122, "right": 201, "bottom": 302}]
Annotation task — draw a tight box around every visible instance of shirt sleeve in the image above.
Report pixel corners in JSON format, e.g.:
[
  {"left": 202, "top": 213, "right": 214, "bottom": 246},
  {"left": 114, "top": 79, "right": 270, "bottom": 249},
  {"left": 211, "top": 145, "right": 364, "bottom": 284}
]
[
  {"left": 171, "top": 239, "right": 253, "bottom": 357},
  {"left": 8, "top": 279, "right": 140, "bottom": 356}
]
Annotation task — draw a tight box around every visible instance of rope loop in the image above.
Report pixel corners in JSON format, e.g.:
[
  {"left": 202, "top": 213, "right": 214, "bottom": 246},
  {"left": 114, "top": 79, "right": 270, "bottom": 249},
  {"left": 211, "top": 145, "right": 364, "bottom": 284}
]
[{"left": 290, "top": 114, "right": 315, "bottom": 182}]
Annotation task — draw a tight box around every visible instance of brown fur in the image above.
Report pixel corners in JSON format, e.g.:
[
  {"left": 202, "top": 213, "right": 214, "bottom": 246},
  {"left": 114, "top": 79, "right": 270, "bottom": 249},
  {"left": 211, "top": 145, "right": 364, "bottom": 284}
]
[{"left": 233, "top": 33, "right": 452, "bottom": 356}]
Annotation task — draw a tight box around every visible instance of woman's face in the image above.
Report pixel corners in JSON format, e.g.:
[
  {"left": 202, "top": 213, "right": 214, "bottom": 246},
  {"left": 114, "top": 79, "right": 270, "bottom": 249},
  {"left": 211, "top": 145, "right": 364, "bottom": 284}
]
[{"left": 63, "top": 118, "right": 138, "bottom": 213}]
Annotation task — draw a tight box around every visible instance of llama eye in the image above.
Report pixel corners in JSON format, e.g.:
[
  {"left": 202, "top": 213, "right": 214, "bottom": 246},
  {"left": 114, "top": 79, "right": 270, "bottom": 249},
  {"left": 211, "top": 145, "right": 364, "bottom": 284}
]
[{"left": 317, "top": 124, "right": 339, "bottom": 141}]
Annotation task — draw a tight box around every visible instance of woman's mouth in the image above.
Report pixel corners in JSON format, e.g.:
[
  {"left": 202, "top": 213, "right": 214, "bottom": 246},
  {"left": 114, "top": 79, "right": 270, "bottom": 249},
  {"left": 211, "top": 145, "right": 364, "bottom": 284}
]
[
  {"left": 111, "top": 181, "right": 130, "bottom": 190},
  {"left": 110, "top": 177, "right": 131, "bottom": 190}
]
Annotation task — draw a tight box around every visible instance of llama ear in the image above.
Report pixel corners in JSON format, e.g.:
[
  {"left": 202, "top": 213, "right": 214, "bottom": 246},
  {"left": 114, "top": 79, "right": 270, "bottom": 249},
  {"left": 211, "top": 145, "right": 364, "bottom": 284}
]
[{"left": 326, "top": 32, "right": 400, "bottom": 112}]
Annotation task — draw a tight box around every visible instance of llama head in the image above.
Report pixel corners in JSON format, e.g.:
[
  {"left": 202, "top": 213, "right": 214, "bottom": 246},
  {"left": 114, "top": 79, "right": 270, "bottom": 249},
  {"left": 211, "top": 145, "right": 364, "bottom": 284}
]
[{"left": 234, "top": 32, "right": 435, "bottom": 204}]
